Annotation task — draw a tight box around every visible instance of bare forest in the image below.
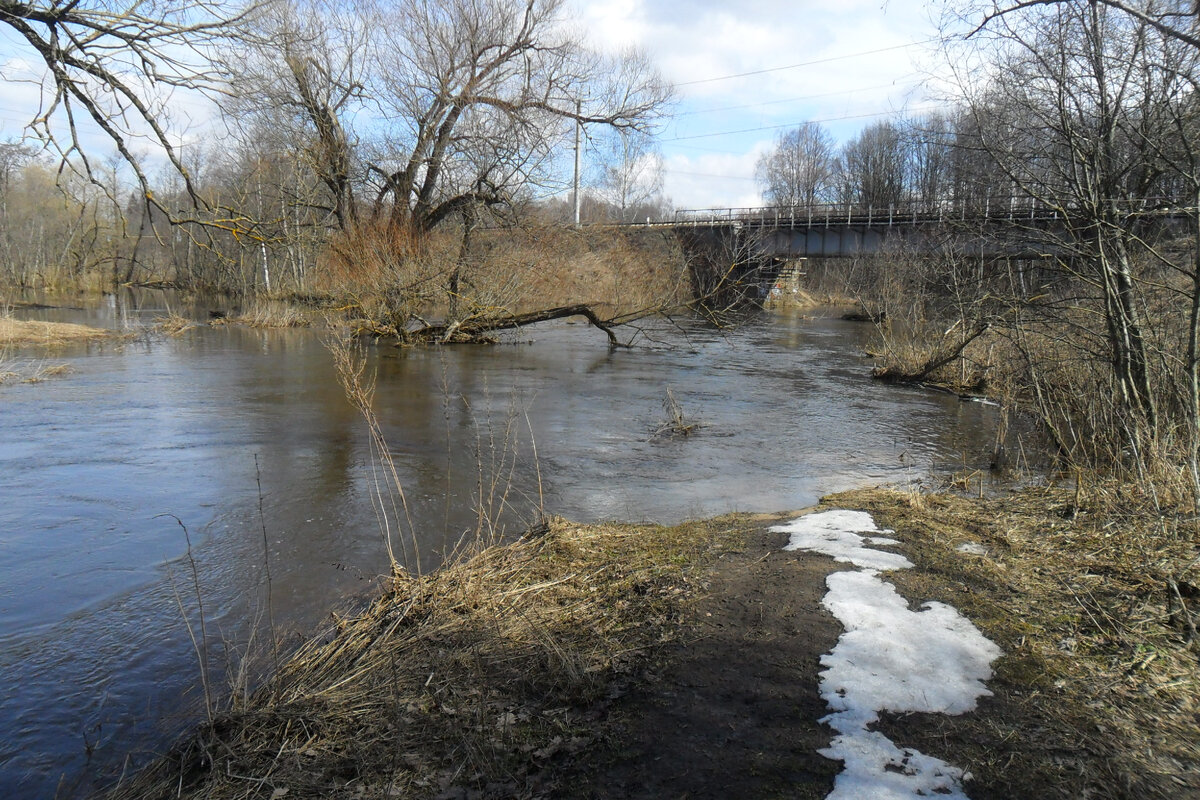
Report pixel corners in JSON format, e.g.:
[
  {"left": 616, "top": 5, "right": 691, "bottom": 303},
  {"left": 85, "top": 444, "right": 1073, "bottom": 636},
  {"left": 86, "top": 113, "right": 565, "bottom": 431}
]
[
  {"left": 753, "top": 2, "right": 1200, "bottom": 524},
  {"left": 0, "top": 0, "right": 677, "bottom": 334}
]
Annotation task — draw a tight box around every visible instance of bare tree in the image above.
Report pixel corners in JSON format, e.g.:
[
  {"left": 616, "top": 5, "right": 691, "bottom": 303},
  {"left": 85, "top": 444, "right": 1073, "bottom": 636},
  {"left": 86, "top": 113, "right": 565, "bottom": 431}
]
[
  {"left": 754, "top": 122, "right": 836, "bottom": 208},
  {"left": 837, "top": 120, "right": 908, "bottom": 210},
  {"left": 940, "top": 0, "right": 1200, "bottom": 495},
  {"left": 902, "top": 112, "right": 956, "bottom": 213},
  {"left": 0, "top": 0, "right": 254, "bottom": 211},
  {"left": 594, "top": 128, "right": 666, "bottom": 222},
  {"left": 228, "top": 0, "right": 672, "bottom": 240},
  {"left": 975, "top": 0, "right": 1200, "bottom": 48}
]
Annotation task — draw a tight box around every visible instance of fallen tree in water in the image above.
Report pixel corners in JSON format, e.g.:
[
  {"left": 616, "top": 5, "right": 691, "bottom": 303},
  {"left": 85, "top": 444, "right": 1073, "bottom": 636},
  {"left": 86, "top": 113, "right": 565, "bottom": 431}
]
[
  {"left": 405, "top": 303, "right": 624, "bottom": 346},
  {"left": 870, "top": 322, "right": 990, "bottom": 392}
]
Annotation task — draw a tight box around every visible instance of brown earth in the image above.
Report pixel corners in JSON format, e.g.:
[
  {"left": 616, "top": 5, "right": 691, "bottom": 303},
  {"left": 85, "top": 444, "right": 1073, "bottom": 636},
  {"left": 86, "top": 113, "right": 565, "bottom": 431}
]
[
  {"left": 547, "top": 513, "right": 844, "bottom": 800},
  {"left": 543, "top": 489, "right": 1199, "bottom": 800}
]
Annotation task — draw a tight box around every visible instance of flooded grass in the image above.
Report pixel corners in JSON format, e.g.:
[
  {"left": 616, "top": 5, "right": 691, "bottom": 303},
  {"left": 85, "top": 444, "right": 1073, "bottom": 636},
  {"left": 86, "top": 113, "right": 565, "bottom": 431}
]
[
  {"left": 0, "top": 351, "right": 74, "bottom": 385},
  {"left": 0, "top": 316, "right": 110, "bottom": 347},
  {"left": 153, "top": 312, "right": 196, "bottom": 335}
]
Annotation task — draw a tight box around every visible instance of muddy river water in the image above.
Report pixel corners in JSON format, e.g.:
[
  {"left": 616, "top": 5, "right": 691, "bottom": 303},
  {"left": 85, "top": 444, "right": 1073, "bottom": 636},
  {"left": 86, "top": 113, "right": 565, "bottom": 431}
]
[{"left": 0, "top": 293, "right": 1007, "bottom": 797}]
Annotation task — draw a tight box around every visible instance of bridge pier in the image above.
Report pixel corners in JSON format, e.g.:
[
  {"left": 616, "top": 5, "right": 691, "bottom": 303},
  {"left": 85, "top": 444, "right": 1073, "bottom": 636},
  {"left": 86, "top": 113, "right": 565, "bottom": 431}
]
[{"left": 673, "top": 224, "right": 784, "bottom": 310}]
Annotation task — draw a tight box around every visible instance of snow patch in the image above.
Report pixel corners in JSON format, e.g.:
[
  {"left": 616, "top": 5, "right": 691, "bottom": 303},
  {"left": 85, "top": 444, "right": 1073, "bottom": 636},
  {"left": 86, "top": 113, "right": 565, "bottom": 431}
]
[
  {"left": 821, "top": 729, "right": 971, "bottom": 800},
  {"left": 773, "top": 509, "right": 913, "bottom": 571},
  {"left": 778, "top": 510, "right": 1002, "bottom": 800},
  {"left": 820, "top": 570, "right": 1001, "bottom": 727}
]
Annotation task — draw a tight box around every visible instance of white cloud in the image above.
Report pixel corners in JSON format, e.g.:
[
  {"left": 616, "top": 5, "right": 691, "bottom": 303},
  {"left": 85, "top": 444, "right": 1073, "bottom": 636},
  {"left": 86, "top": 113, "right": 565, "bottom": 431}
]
[
  {"left": 570, "top": 0, "right": 945, "bottom": 208},
  {"left": 662, "top": 144, "right": 768, "bottom": 210},
  {"left": 2, "top": 1, "right": 948, "bottom": 209}
]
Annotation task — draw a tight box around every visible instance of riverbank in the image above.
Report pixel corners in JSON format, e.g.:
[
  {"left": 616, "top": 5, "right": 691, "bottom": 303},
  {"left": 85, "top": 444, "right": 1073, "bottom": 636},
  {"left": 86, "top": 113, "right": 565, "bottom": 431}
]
[{"left": 104, "top": 485, "right": 1198, "bottom": 799}]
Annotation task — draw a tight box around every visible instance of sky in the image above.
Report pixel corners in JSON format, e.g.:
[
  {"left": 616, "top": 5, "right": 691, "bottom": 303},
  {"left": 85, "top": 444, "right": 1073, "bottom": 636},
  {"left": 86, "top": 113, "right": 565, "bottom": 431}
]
[
  {"left": 572, "top": 0, "right": 948, "bottom": 210},
  {"left": 0, "top": 0, "right": 949, "bottom": 211}
]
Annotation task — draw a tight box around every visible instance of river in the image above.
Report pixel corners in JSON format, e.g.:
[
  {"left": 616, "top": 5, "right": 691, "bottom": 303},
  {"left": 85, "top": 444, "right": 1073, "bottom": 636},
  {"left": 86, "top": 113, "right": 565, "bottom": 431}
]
[{"left": 0, "top": 291, "right": 1006, "bottom": 797}]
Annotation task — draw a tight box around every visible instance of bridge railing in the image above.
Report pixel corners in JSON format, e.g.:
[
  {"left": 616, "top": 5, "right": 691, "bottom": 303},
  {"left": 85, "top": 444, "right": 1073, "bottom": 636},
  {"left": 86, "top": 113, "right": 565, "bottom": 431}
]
[{"left": 671, "top": 196, "right": 1195, "bottom": 228}]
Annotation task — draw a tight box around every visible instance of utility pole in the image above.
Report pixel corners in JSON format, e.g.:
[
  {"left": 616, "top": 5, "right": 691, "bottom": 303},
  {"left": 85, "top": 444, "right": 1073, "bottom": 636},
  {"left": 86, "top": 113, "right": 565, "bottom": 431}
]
[{"left": 573, "top": 98, "right": 582, "bottom": 227}]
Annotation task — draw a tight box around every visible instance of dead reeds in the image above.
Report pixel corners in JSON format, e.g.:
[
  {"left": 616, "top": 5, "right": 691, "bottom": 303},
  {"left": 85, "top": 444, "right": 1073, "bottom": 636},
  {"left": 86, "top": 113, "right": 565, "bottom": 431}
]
[
  {"left": 153, "top": 311, "right": 195, "bottom": 335},
  {"left": 104, "top": 514, "right": 743, "bottom": 799},
  {"left": 653, "top": 388, "right": 700, "bottom": 438},
  {"left": 232, "top": 299, "right": 314, "bottom": 329},
  {"left": 0, "top": 315, "right": 110, "bottom": 346},
  {"left": 327, "top": 333, "right": 418, "bottom": 576},
  {"left": 0, "top": 356, "right": 71, "bottom": 384}
]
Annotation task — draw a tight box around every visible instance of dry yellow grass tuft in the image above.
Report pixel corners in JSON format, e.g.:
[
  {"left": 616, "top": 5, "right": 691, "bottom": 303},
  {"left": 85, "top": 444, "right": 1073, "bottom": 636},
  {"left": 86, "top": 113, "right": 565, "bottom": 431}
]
[
  {"left": 0, "top": 316, "right": 110, "bottom": 346},
  {"left": 153, "top": 312, "right": 195, "bottom": 335},
  {"left": 0, "top": 357, "right": 74, "bottom": 384}
]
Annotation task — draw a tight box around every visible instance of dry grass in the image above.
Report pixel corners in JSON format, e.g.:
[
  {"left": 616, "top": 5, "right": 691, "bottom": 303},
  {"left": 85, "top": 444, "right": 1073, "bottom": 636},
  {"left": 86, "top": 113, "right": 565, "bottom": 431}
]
[
  {"left": 0, "top": 353, "right": 73, "bottom": 384},
  {"left": 824, "top": 485, "right": 1200, "bottom": 798},
  {"left": 309, "top": 224, "right": 689, "bottom": 337},
  {"left": 232, "top": 299, "right": 316, "bottom": 329},
  {"left": 154, "top": 312, "right": 196, "bottom": 335},
  {"left": 104, "top": 515, "right": 746, "bottom": 799},
  {"left": 0, "top": 357, "right": 70, "bottom": 383},
  {"left": 867, "top": 318, "right": 995, "bottom": 394},
  {"left": 0, "top": 316, "right": 110, "bottom": 346}
]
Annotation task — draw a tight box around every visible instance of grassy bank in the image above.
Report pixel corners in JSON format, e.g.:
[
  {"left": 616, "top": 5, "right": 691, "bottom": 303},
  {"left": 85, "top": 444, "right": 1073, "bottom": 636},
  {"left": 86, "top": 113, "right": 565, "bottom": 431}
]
[
  {"left": 0, "top": 316, "right": 112, "bottom": 384},
  {"left": 104, "top": 485, "right": 1198, "bottom": 798},
  {"left": 826, "top": 486, "right": 1198, "bottom": 798},
  {"left": 127, "top": 225, "right": 691, "bottom": 339},
  {"left": 105, "top": 515, "right": 749, "bottom": 799}
]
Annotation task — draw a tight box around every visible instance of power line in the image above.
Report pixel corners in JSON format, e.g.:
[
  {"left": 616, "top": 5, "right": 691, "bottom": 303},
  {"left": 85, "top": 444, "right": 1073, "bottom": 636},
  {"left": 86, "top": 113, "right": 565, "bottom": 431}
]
[
  {"left": 663, "top": 104, "right": 943, "bottom": 142},
  {"left": 663, "top": 169, "right": 758, "bottom": 182},
  {"left": 674, "top": 78, "right": 921, "bottom": 117},
  {"left": 675, "top": 39, "right": 938, "bottom": 87}
]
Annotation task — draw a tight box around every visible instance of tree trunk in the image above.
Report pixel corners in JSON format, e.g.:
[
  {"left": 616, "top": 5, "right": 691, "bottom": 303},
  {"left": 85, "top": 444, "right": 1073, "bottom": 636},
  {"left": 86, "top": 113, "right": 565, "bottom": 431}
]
[{"left": 407, "top": 304, "right": 623, "bottom": 347}]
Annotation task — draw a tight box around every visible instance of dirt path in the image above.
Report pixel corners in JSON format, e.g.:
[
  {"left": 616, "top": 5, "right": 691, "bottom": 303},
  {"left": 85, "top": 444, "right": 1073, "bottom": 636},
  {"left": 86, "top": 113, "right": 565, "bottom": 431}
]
[
  {"left": 550, "top": 517, "right": 844, "bottom": 799},
  {"left": 105, "top": 491, "right": 1197, "bottom": 799}
]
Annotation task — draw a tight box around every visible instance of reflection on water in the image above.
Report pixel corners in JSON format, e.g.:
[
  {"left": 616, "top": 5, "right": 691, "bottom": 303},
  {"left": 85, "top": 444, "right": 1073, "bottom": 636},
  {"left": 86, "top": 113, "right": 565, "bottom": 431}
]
[{"left": 0, "top": 292, "right": 1006, "bottom": 797}]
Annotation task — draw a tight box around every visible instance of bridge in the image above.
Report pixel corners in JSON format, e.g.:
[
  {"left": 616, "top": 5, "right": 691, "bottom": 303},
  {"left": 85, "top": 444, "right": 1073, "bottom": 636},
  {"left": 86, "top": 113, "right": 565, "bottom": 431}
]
[{"left": 658, "top": 198, "right": 1193, "bottom": 303}]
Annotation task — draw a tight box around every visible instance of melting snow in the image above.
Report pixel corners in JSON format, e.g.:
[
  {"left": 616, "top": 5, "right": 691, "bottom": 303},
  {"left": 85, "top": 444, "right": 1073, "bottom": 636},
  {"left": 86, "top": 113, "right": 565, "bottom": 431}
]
[
  {"left": 776, "top": 509, "right": 913, "bottom": 571},
  {"left": 771, "top": 510, "right": 1002, "bottom": 800}
]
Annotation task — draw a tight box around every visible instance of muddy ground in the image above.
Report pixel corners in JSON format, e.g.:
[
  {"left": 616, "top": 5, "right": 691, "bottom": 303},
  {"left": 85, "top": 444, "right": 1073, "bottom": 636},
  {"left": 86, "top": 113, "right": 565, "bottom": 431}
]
[
  {"left": 542, "top": 491, "right": 1199, "bottom": 800},
  {"left": 105, "top": 487, "right": 1199, "bottom": 800},
  {"left": 547, "top": 516, "right": 844, "bottom": 799}
]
